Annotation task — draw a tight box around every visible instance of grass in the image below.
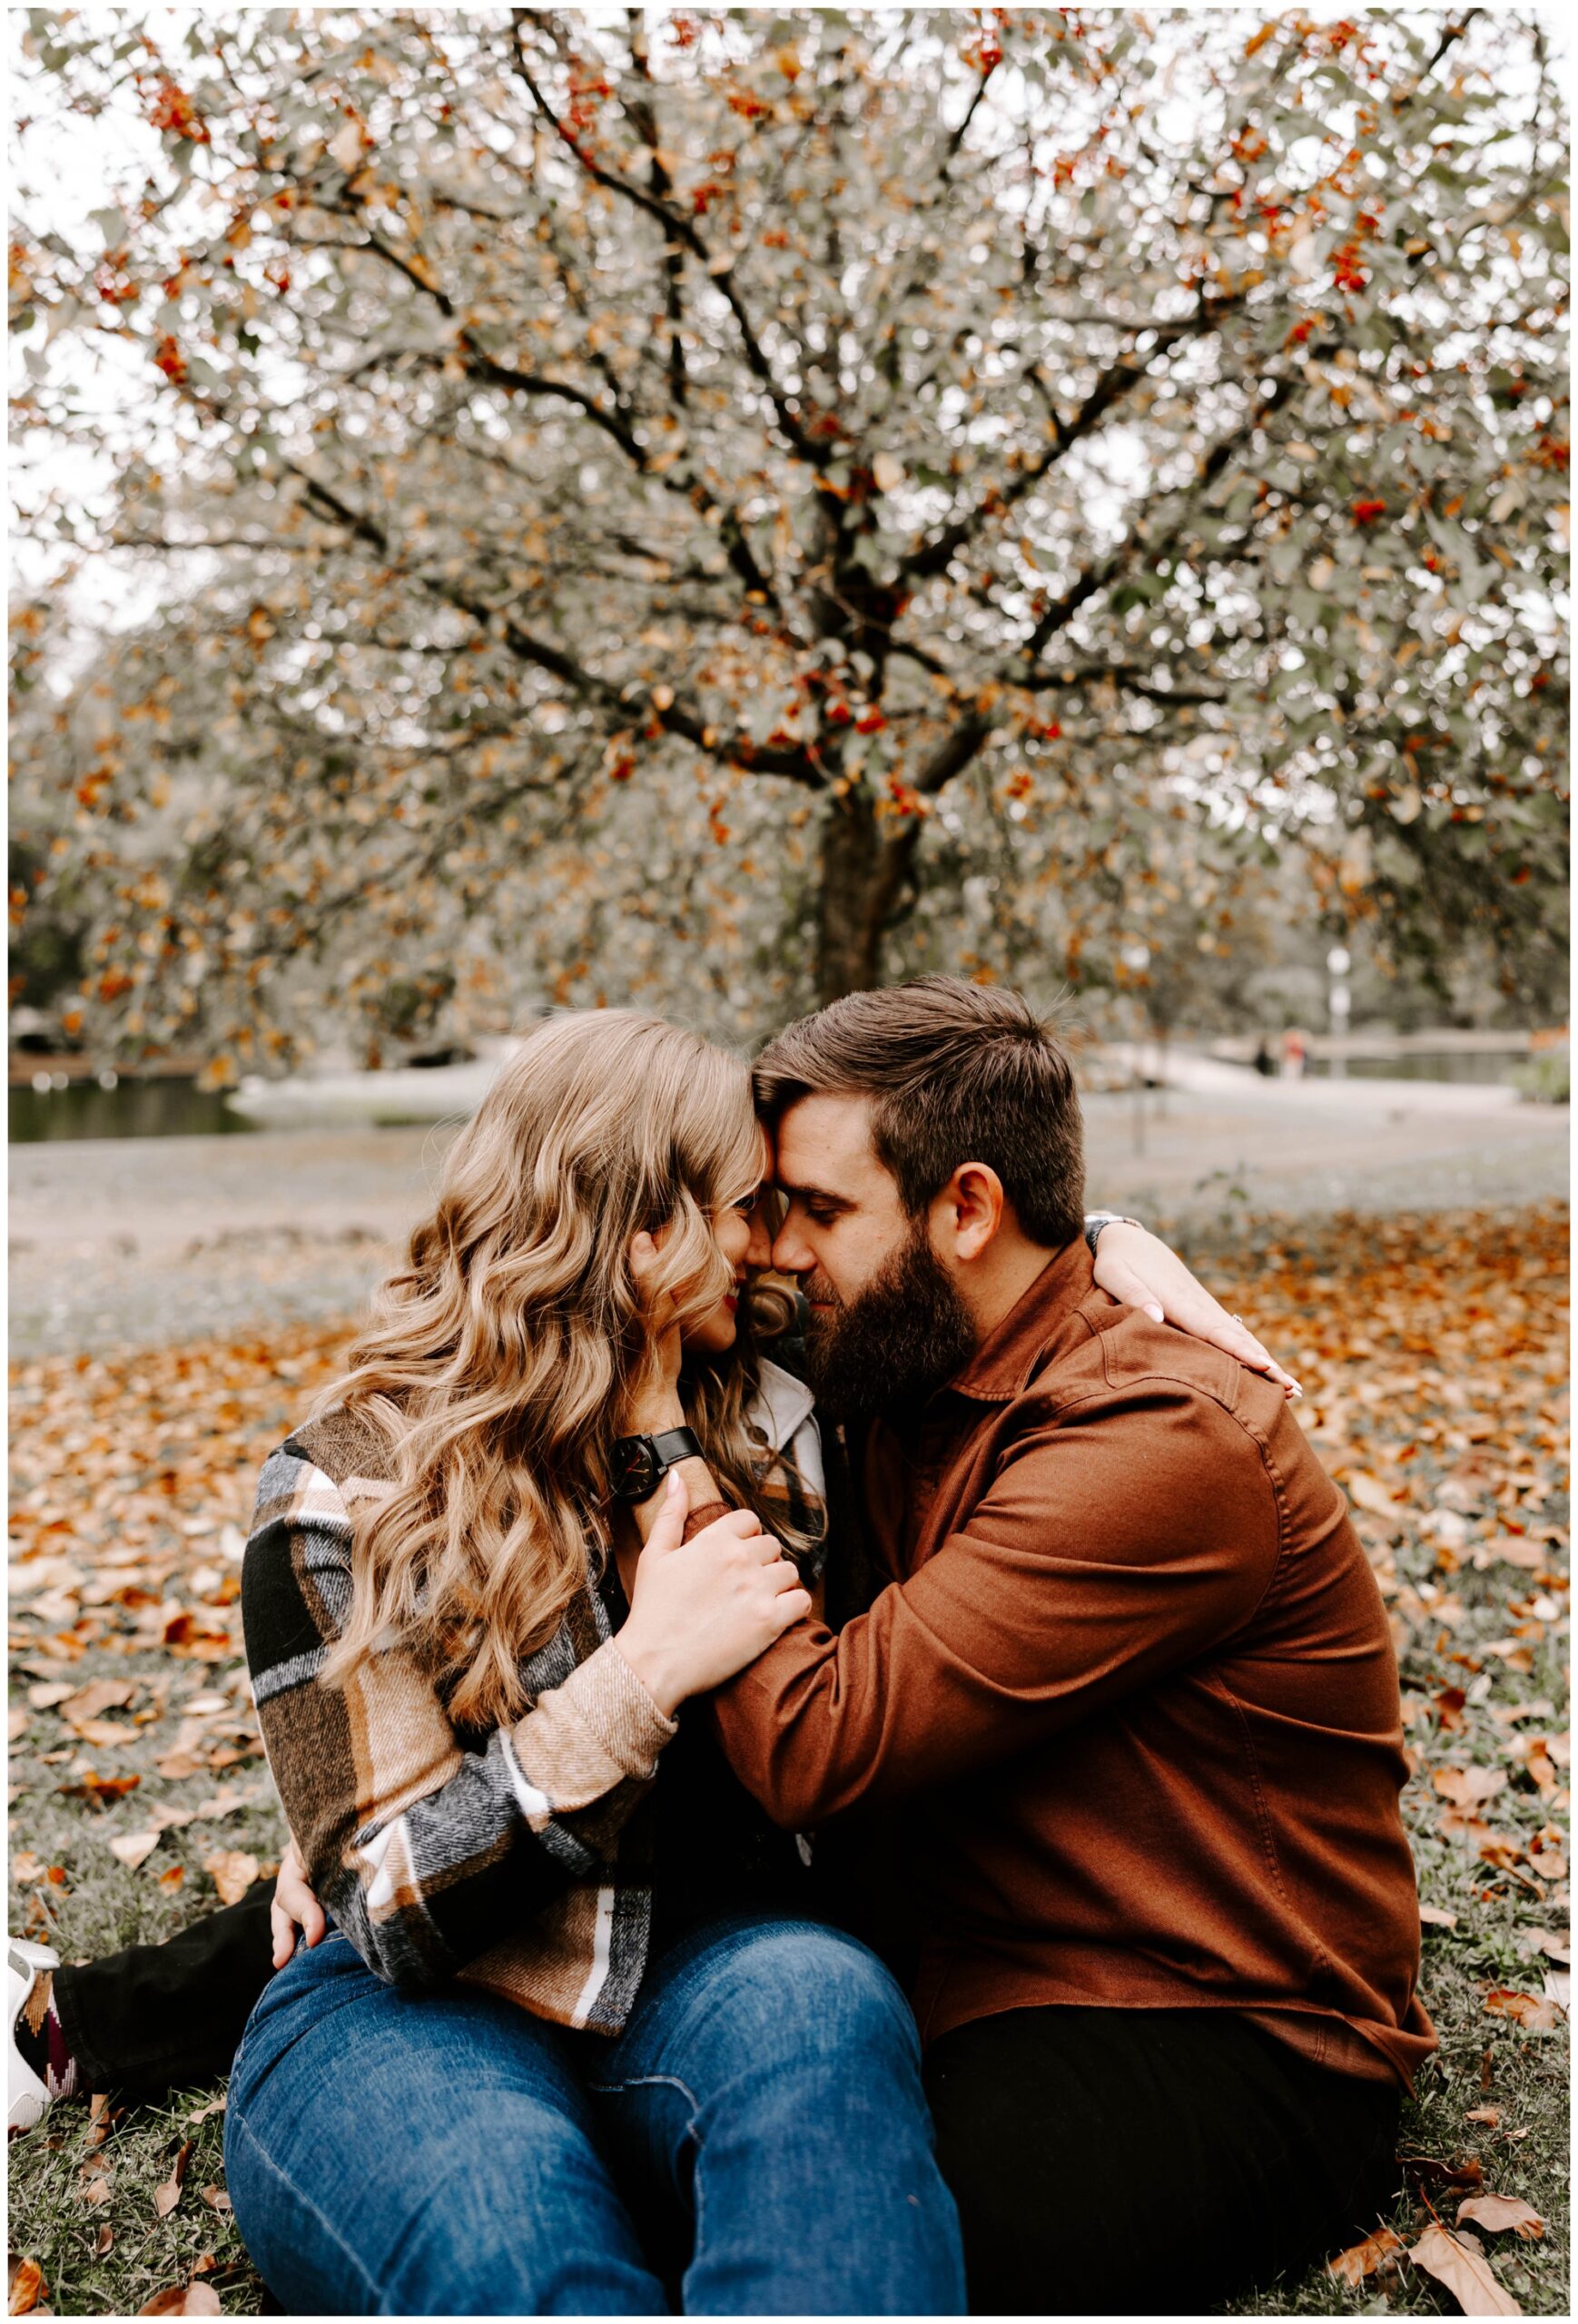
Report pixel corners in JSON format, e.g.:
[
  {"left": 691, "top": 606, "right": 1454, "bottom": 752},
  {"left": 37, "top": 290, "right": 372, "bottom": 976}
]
[{"left": 8, "top": 1206, "right": 1570, "bottom": 2315}]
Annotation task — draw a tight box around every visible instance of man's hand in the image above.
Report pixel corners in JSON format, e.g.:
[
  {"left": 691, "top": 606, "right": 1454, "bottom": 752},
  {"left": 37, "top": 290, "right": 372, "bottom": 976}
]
[
  {"left": 270, "top": 1837, "right": 327, "bottom": 1970},
  {"left": 1092, "top": 1221, "right": 1302, "bottom": 1398}
]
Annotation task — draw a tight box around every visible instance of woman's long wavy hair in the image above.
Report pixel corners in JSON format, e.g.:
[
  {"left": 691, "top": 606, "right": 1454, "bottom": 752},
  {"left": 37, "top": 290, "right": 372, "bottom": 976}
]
[{"left": 313, "top": 1009, "right": 801, "bottom": 1730}]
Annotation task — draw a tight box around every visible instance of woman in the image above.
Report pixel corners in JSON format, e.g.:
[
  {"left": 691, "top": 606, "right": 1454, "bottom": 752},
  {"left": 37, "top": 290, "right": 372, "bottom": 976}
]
[
  {"left": 9, "top": 1009, "right": 1291, "bottom": 2307},
  {"left": 221, "top": 1008, "right": 971, "bottom": 2316}
]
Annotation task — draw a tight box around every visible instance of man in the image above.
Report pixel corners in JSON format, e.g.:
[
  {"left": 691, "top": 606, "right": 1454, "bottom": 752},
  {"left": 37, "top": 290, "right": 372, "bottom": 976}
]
[{"left": 709, "top": 975, "right": 1432, "bottom": 2316}]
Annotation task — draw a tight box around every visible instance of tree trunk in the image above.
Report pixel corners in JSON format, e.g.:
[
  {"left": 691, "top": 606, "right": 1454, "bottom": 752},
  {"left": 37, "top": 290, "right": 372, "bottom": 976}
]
[{"left": 814, "top": 792, "right": 922, "bottom": 1003}]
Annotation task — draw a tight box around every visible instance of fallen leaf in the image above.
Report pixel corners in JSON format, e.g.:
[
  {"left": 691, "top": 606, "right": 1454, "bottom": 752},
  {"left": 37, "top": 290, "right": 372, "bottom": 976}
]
[
  {"left": 1420, "top": 1904, "right": 1460, "bottom": 1930},
  {"left": 1327, "top": 2224, "right": 1404, "bottom": 2285},
  {"left": 108, "top": 1832, "right": 161, "bottom": 1870},
  {"left": 1408, "top": 2221, "right": 1522, "bottom": 2313},
  {"left": 1435, "top": 1765, "right": 1507, "bottom": 1809},
  {"left": 185, "top": 2095, "right": 226, "bottom": 2124},
  {"left": 6, "top": 2258, "right": 46, "bottom": 2316},
  {"left": 137, "top": 2289, "right": 221, "bottom": 2318},
  {"left": 10, "top": 1854, "right": 46, "bottom": 1886},
  {"left": 1465, "top": 2105, "right": 1502, "bottom": 2126},
  {"left": 1542, "top": 1969, "right": 1570, "bottom": 2008},
  {"left": 1457, "top": 2194, "right": 1545, "bottom": 2241},
  {"left": 202, "top": 1850, "right": 261, "bottom": 1907},
  {"left": 57, "top": 1679, "right": 136, "bottom": 1727},
  {"left": 58, "top": 1770, "right": 140, "bottom": 1807},
  {"left": 26, "top": 1683, "right": 76, "bottom": 1710},
  {"left": 1480, "top": 1538, "right": 1546, "bottom": 1570},
  {"left": 1346, "top": 1470, "right": 1402, "bottom": 1518},
  {"left": 198, "top": 2184, "right": 232, "bottom": 2214},
  {"left": 157, "top": 1865, "right": 186, "bottom": 1893},
  {"left": 153, "top": 2140, "right": 192, "bottom": 2220},
  {"left": 94, "top": 2227, "right": 113, "bottom": 2260},
  {"left": 81, "top": 2177, "right": 111, "bottom": 2207},
  {"left": 1484, "top": 1988, "right": 1564, "bottom": 2034}
]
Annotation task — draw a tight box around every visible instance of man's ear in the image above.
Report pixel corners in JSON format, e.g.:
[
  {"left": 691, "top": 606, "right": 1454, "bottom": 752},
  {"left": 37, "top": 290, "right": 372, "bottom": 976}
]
[{"left": 934, "top": 1162, "right": 1006, "bottom": 1263}]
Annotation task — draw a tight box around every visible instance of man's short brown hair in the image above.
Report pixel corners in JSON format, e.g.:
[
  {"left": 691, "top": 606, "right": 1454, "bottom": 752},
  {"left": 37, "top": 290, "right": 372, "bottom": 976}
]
[{"left": 754, "top": 976, "right": 1085, "bottom": 1249}]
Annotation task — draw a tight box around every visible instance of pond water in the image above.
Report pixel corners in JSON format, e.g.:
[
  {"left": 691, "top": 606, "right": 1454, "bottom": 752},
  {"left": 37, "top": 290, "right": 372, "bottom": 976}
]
[{"left": 8, "top": 1076, "right": 257, "bottom": 1142}]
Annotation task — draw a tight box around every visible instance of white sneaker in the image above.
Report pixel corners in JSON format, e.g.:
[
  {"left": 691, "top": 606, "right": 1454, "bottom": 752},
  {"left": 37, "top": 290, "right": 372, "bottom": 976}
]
[{"left": 8, "top": 1938, "right": 60, "bottom": 2132}]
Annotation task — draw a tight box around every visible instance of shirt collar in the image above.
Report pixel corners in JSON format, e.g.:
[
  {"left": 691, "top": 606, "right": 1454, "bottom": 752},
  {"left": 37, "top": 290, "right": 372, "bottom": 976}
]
[{"left": 942, "top": 1236, "right": 1097, "bottom": 1403}]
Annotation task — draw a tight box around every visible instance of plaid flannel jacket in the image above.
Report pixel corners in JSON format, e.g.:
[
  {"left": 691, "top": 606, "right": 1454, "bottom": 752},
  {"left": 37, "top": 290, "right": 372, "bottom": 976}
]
[{"left": 241, "top": 1357, "right": 826, "bottom": 2035}]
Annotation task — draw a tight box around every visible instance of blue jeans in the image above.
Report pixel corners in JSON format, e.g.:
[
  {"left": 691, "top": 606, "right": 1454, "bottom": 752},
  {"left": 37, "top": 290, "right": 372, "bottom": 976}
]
[{"left": 224, "top": 1911, "right": 965, "bottom": 2315}]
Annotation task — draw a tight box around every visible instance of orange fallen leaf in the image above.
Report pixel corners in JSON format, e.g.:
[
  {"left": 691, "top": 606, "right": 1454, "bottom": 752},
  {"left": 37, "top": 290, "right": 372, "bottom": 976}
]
[
  {"left": 1327, "top": 2224, "right": 1404, "bottom": 2285},
  {"left": 1408, "top": 2221, "right": 1521, "bottom": 2313},
  {"left": 1435, "top": 1766, "right": 1507, "bottom": 1809},
  {"left": 6, "top": 2258, "right": 47, "bottom": 2316},
  {"left": 1420, "top": 1903, "right": 1459, "bottom": 1930},
  {"left": 1465, "top": 2104, "right": 1502, "bottom": 2126},
  {"left": 198, "top": 2184, "right": 232, "bottom": 2214},
  {"left": 1484, "top": 1988, "right": 1564, "bottom": 2034},
  {"left": 1457, "top": 2194, "right": 1545, "bottom": 2241},
  {"left": 153, "top": 2139, "right": 192, "bottom": 2220},
  {"left": 94, "top": 2226, "right": 113, "bottom": 2260},
  {"left": 202, "top": 1849, "right": 261, "bottom": 1907},
  {"left": 137, "top": 2289, "right": 221, "bottom": 2317},
  {"left": 157, "top": 1865, "right": 186, "bottom": 1893}
]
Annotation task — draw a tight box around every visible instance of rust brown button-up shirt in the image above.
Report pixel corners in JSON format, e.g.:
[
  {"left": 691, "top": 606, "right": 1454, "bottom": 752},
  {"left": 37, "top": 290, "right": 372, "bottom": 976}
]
[{"left": 714, "top": 1237, "right": 1435, "bottom": 2089}]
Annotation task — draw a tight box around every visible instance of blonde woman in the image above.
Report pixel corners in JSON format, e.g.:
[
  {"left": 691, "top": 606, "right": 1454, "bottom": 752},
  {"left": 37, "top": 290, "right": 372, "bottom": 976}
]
[{"left": 222, "top": 1009, "right": 966, "bottom": 2317}]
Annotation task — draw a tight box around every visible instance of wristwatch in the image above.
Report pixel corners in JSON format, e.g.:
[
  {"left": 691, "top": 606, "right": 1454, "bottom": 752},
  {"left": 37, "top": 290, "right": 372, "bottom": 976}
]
[
  {"left": 610, "top": 1426, "right": 703, "bottom": 1502},
  {"left": 1083, "top": 1211, "right": 1144, "bottom": 1256}
]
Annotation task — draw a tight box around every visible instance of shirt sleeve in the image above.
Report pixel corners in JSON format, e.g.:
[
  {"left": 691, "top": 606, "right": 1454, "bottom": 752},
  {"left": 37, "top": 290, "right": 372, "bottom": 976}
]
[
  {"left": 710, "top": 1384, "right": 1282, "bottom": 1828},
  {"left": 242, "top": 1441, "right": 675, "bottom": 1988}
]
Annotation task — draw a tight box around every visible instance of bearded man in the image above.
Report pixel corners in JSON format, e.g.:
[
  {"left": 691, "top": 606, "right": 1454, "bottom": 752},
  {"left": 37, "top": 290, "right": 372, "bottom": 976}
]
[{"left": 712, "top": 973, "right": 1432, "bottom": 2317}]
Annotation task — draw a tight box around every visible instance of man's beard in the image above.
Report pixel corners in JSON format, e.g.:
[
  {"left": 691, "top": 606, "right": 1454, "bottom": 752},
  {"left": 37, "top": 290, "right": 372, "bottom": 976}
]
[{"left": 801, "top": 1226, "right": 978, "bottom": 1423}]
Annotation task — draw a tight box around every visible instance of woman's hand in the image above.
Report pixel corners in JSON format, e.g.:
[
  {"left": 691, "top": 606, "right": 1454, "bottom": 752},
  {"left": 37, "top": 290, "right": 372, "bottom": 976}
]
[
  {"left": 625, "top": 1226, "right": 685, "bottom": 1433},
  {"left": 1092, "top": 1220, "right": 1302, "bottom": 1399},
  {"left": 616, "top": 1471, "right": 813, "bottom": 1716},
  {"left": 270, "top": 1837, "right": 327, "bottom": 1971}
]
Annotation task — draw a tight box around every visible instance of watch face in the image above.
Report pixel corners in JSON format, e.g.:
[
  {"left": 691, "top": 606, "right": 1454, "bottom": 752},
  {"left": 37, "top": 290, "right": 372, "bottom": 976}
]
[{"left": 612, "top": 1436, "right": 660, "bottom": 1500}]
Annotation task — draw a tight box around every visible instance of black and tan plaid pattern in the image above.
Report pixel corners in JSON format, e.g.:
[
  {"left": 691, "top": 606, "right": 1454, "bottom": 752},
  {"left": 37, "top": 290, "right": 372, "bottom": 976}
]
[{"left": 241, "top": 1360, "right": 827, "bottom": 2034}]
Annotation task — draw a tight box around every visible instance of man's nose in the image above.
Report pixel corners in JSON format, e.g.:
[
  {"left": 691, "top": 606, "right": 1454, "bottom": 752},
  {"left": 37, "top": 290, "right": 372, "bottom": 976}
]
[{"left": 771, "top": 1219, "right": 814, "bottom": 1278}]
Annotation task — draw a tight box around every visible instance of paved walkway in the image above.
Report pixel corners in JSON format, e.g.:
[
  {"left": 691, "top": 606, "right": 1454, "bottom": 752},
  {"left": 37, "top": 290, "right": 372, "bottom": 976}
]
[{"left": 8, "top": 1075, "right": 1568, "bottom": 1357}]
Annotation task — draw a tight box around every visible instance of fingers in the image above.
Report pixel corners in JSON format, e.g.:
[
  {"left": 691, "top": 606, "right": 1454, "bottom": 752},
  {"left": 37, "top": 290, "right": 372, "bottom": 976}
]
[
  {"left": 1194, "top": 1304, "right": 1305, "bottom": 1400},
  {"left": 1099, "top": 1256, "right": 1167, "bottom": 1325},
  {"left": 647, "top": 1466, "right": 692, "bottom": 1554},
  {"left": 269, "top": 1896, "right": 295, "bottom": 1972},
  {"left": 772, "top": 1586, "right": 814, "bottom": 1632}
]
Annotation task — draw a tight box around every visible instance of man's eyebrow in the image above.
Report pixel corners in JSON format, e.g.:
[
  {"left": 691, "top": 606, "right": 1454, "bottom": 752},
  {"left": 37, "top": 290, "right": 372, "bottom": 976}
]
[{"left": 774, "top": 1177, "right": 855, "bottom": 1211}]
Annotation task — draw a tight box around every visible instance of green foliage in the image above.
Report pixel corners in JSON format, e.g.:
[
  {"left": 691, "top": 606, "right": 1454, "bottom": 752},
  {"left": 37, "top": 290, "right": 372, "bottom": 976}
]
[{"left": 8, "top": 7, "right": 1569, "bottom": 1065}]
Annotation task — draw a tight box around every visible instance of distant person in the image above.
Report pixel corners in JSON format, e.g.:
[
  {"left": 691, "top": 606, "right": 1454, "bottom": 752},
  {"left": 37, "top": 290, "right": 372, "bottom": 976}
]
[
  {"left": 1281, "top": 1026, "right": 1308, "bottom": 1078},
  {"left": 1253, "top": 1036, "right": 1277, "bottom": 1078}
]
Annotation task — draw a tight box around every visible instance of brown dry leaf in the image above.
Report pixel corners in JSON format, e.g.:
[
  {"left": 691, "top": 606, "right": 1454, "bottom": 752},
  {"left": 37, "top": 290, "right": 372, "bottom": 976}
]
[
  {"left": 10, "top": 1854, "right": 46, "bottom": 1886},
  {"left": 7, "top": 1709, "right": 29, "bottom": 1745},
  {"left": 58, "top": 1679, "right": 136, "bottom": 1727},
  {"left": 6, "top": 2258, "right": 47, "bottom": 2317},
  {"left": 26, "top": 1683, "right": 76, "bottom": 1710},
  {"left": 58, "top": 1770, "right": 140, "bottom": 1807},
  {"left": 153, "top": 2140, "right": 192, "bottom": 2220},
  {"left": 1420, "top": 1903, "right": 1460, "bottom": 1930},
  {"left": 1435, "top": 1766, "right": 1508, "bottom": 1809},
  {"left": 198, "top": 2184, "right": 232, "bottom": 2214},
  {"left": 70, "top": 1717, "right": 137, "bottom": 1749},
  {"left": 1465, "top": 2104, "right": 1503, "bottom": 2126},
  {"left": 137, "top": 2289, "right": 221, "bottom": 2318},
  {"left": 1457, "top": 2194, "right": 1545, "bottom": 2241},
  {"left": 1481, "top": 1538, "right": 1546, "bottom": 1570},
  {"left": 185, "top": 2095, "right": 226, "bottom": 2125},
  {"left": 202, "top": 1850, "right": 261, "bottom": 1907},
  {"left": 1484, "top": 1988, "right": 1564, "bottom": 2034},
  {"left": 1346, "top": 1471, "right": 1403, "bottom": 1519},
  {"left": 108, "top": 1832, "right": 161, "bottom": 1870},
  {"left": 1408, "top": 2221, "right": 1522, "bottom": 2313},
  {"left": 94, "top": 2228, "right": 113, "bottom": 2260},
  {"left": 157, "top": 1865, "right": 187, "bottom": 1894},
  {"left": 81, "top": 2177, "right": 111, "bottom": 2207},
  {"left": 1327, "top": 2224, "right": 1404, "bottom": 2285}
]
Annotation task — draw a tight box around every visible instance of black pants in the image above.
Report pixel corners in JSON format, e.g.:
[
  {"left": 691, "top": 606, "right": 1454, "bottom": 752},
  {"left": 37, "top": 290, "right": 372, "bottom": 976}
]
[
  {"left": 53, "top": 1889, "right": 276, "bottom": 2099},
  {"left": 923, "top": 2004, "right": 1402, "bottom": 2316}
]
